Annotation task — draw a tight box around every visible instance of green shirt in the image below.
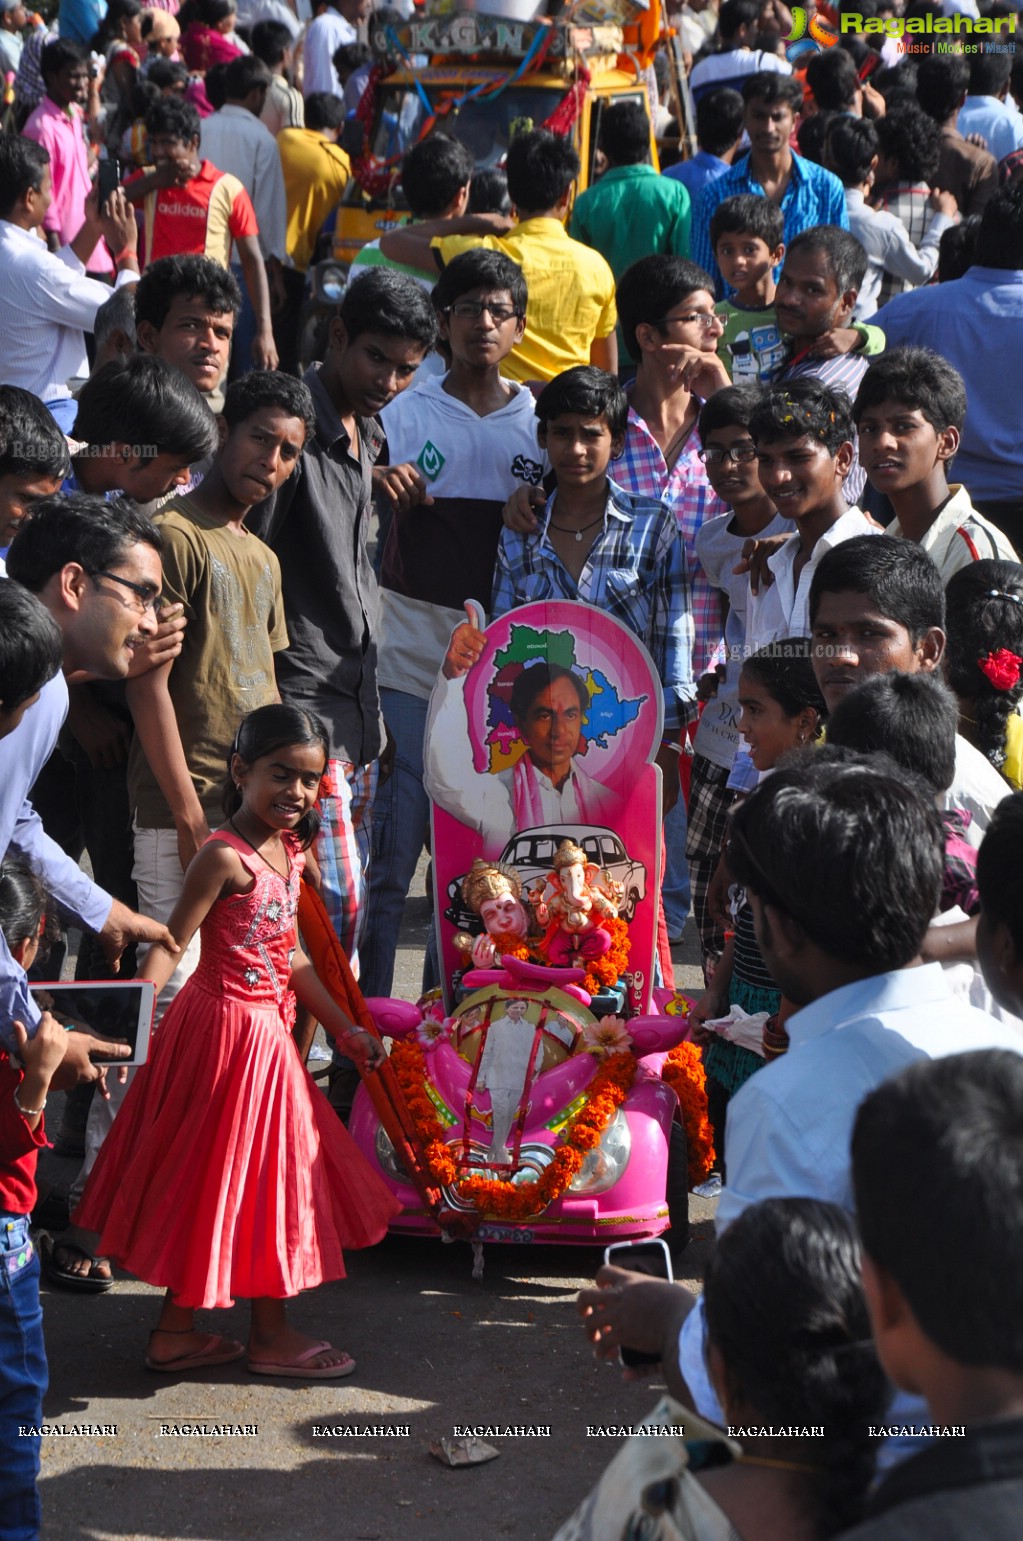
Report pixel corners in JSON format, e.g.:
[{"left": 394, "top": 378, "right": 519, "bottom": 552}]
[
  {"left": 716, "top": 296, "right": 886, "bottom": 384},
  {"left": 570, "top": 164, "right": 691, "bottom": 362}
]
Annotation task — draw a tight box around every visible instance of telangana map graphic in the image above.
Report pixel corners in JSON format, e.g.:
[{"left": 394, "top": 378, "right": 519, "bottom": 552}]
[{"left": 484, "top": 625, "right": 647, "bottom": 773}]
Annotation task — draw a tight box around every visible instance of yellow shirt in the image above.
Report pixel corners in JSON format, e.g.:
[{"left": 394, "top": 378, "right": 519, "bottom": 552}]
[
  {"left": 433, "top": 217, "right": 617, "bottom": 384},
  {"left": 1005, "top": 710, "right": 1023, "bottom": 792},
  {"left": 278, "top": 127, "right": 351, "bottom": 274}
]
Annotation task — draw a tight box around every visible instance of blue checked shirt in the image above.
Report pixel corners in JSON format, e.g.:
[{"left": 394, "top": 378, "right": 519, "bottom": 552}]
[
  {"left": 492, "top": 479, "right": 697, "bottom": 730},
  {"left": 692, "top": 152, "right": 849, "bottom": 297}
]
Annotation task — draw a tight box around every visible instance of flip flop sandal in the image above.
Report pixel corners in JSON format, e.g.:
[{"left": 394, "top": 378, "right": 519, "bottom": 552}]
[
  {"left": 38, "top": 1232, "right": 114, "bottom": 1294},
  {"left": 145, "top": 1333, "right": 247, "bottom": 1373},
  {"left": 247, "top": 1341, "right": 356, "bottom": 1379}
]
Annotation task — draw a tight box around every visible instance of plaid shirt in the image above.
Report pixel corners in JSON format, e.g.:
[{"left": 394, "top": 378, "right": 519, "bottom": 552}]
[
  {"left": 617, "top": 407, "right": 727, "bottom": 677},
  {"left": 493, "top": 478, "right": 697, "bottom": 730},
  {"left": 874, "top": 183, "right": 932, "bottom": 308}
]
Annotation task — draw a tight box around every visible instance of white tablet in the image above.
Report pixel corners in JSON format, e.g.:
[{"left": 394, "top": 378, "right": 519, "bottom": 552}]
[{"left": 29, "top": 982, "right": 157, "bottom": 1067}]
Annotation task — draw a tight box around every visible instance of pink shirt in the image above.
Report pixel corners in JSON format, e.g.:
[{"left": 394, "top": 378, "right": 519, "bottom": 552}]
[{"left": 22, "top": 95, "right": 111, "bottom": 273}]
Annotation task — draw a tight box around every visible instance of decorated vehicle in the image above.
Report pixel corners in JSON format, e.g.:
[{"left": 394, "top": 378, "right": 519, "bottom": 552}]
[
  {"left": 332, "top": 4, "right": 664, "bottom": 269},
  {"left": 307, "top": 602, "right": 714, "bottom": 1257},
  {"left": 353, "top": 959, "right": 710, "bottom": 1256}
]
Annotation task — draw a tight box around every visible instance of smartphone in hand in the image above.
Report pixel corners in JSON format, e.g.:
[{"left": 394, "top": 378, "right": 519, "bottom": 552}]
[{"left": 603, "top": 1237, "right": 673, "bottom": 1368}]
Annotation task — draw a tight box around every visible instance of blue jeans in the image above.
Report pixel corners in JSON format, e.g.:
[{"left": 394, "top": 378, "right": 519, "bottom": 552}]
[
  {"left": 43, "top": 397, "right": 77, "bottom": 434},
  {"left": 359, "top": 689, "right": 431, "bottom": 999},
  {"left": 0, "top": 1215, "right": 46, "bottom": 1540},
  {"left": 228, "top": 264, "right": 257, "bottom": 381},
  {"left": 662, "top": 789, "right": 692, "bottom": 938}
]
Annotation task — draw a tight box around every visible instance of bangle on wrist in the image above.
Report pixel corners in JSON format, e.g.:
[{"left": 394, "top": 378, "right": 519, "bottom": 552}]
[
  {"left": 13, "top": 1087, "right": 45, "bottom": 1118},
  {"left": 339, "top": 1027, "right": 363, "bottom": 1042},
  {"left": 113, "top": 247, "right": 137, "bottom": 265}
]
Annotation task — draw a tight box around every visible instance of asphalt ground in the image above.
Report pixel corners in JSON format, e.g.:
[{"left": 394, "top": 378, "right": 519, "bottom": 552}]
[{"left": 32, "top": 858, "right": 712, "bottom": 1541}]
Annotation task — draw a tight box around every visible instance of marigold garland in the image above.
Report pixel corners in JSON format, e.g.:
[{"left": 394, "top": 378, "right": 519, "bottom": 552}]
[
  {"left": 661, "top": 1041, "right": 716, "bottom": 1187},
  {"left": 390, "top": 1038, "right": 636, "bottom": 1222},
  {"left": 471, "top": 918, "right": 630, "bottom": 998}
]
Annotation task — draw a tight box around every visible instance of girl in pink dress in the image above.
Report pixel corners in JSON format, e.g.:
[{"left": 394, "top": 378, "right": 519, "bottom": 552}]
[{"left": 76, "top": 705, "right": 399, "bottom": 1379}]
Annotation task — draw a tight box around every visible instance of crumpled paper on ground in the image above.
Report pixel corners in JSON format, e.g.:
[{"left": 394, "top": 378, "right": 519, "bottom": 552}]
[{"left": 429, "top": 1437, "right": 501, "bottom": 1467}]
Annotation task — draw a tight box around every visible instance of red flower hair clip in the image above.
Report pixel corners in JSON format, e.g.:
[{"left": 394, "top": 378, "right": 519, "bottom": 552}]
[{"left": 978, "top": 648, "right": 1023, "bottom": 691}]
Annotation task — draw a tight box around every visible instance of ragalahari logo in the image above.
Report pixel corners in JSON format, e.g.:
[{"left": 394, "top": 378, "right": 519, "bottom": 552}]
[{"left": 785, "top": 5, "right": 839, "bottom": 62}]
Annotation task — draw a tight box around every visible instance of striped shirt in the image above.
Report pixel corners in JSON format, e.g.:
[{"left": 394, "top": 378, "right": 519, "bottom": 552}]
[
  {"left": 616, "top": 407, "right": 727, "bottom": 677},
  {"left": 128, "top": 159, "right": 258, "bottom": 269},
  {"left": 493, "top": 478, "right": 697, "bottom": 730}
]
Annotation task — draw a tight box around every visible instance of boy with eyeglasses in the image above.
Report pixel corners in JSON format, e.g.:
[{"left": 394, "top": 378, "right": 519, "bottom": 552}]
[{"left": 358, "top": 249, "right": 545, "bottom": 999}]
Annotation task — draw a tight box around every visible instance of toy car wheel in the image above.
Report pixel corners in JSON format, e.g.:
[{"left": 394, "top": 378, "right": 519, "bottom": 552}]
[
  {"left": 622, "top": 886, "right": 640, "bottom": 923},
  {"left": 665, "top": 1120, "right": 690, "bottom": 1260}
]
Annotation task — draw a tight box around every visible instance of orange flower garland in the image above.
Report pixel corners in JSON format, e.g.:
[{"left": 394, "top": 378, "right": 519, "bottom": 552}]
[
  {"left": 577, "top": 917, "right": 631, "bottom": 996},
  {"left": 471, "top": 918, "right": 630, "bottom": 997},
  {"left": 390, "top": 1038, "right": 636, "bottom": 1222},
  {"left": 661, "top": 1041, "right": 716, "bottom": 1187}
]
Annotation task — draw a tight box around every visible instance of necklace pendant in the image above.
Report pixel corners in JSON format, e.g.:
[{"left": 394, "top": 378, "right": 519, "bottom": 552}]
[{"left": 575, "top": 529, "right": 582, "bottom": 542}]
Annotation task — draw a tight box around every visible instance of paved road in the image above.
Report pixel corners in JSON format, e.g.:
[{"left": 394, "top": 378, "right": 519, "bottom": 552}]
[{"left": 34, "top": 865, "right": 711, "bottom": 1541}]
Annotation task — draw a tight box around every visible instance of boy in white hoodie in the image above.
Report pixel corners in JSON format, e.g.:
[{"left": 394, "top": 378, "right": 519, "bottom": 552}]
[{"left": 360, "top": 248, "right": 544, "bottom": 997}]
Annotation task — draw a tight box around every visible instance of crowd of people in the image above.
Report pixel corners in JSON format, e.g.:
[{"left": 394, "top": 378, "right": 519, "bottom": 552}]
[{"left": 1, "top": 0, "right": 1023, "bottom": 1534}]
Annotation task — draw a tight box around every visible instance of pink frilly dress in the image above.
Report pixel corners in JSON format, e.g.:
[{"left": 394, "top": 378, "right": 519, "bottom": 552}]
[{"left": 75, "top": 831, "right": 400, "bottom": 1308}]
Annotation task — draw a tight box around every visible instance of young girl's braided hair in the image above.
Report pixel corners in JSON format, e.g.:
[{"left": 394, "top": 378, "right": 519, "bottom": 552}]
[
  {"left": 704, "top": 1197, "right": 889, "bottom": 1536},
  {"left": 944, "top": 559, "right": 1023, "bottom": 775}
]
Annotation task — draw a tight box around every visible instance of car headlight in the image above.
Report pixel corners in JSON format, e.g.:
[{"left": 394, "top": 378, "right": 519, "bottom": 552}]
[
  {"left": 568, "top": 1111, "right": 631, "bottom": 1195},
  {"left": 375, "top": 1124, "right": 411, "bottom": 1183}
]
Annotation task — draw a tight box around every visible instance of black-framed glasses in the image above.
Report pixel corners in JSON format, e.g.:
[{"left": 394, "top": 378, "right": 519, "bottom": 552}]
[
  {"left": 658, "top": 311, "right": 722, "bottom": 331},
  {"left": 698, "top": 443, "right": 759, "bottom": 465},
  {"left": 444, "top": 300, "right": 522, "bottom": 323},
  {"left": 89, "top": 570, "right": 163, "bottom": 615}
]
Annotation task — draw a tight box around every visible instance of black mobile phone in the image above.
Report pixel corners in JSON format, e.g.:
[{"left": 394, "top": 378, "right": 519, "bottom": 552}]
[
  {"left": 97, "top": 158, "right": 122, "bottom": 206},
  {"left": 603, "top": 1238, "right": 673, "bottom": 1368}
]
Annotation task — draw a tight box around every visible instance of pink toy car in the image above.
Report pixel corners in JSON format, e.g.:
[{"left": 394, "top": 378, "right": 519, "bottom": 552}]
[{"left": 348, "top": 956, "right": 694, "bottom": 1255}]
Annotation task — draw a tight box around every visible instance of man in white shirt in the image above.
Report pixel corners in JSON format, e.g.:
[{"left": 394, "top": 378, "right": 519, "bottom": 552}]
[
  {"left": 302, "top": 0, "right": 370, "bottom": 98},
  {"left": 200, "top": 54, "right": 288, "bottom": 380},
  {"left": 689, "top": 0, "right": 791, "bottom": 102},
  {"left": 578, "top": 752, "right": 1023, "bottom": 1459},
  {"left": 0, "top": 135, "right": 139, "bottom": 431},
  {"left": 809, "top": 533, "right": 1011, "bottom": 843}
]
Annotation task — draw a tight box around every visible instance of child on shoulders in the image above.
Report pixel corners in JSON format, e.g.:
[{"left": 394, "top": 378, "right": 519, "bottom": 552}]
[{"left": 712, "top": 194, "right": 788, "bottom": 385}]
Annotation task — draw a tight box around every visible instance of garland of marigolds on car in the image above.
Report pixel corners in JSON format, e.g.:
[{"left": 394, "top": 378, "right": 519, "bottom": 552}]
[
  {"left": 390, "top": 1028, "right": 715, "bottom": 1220},
  {"left": 661, "top": 1041, "right": 716, "bottom": 1186},
  {"left": 391, "top": 1038, "right": 636, "bottom": 1222}
]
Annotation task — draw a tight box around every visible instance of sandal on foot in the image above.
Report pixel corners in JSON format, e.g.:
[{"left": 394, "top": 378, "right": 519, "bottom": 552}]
[
  {"left": 145, "top": 1332, "right": 246, "bottom": 1373},
  {"left": 247, "top": 1341, "right": 356, "bottom": 1379},
  {"left": 39, "top": 1233, "right": 113, "bottom": 1294}
]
